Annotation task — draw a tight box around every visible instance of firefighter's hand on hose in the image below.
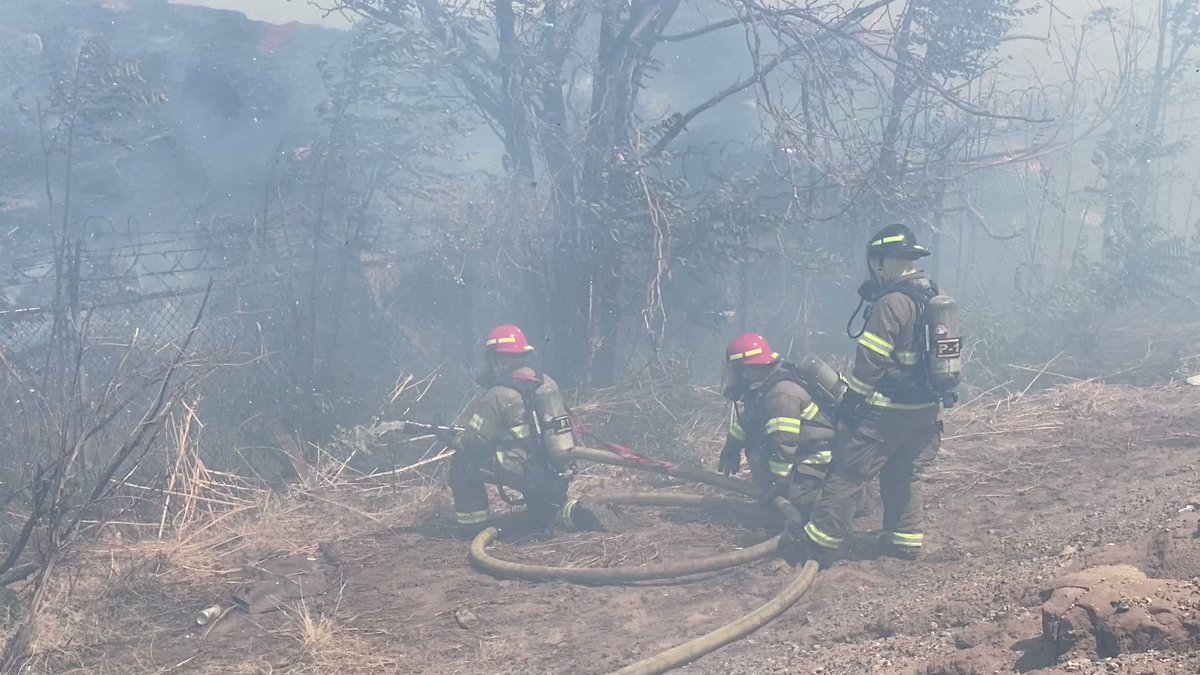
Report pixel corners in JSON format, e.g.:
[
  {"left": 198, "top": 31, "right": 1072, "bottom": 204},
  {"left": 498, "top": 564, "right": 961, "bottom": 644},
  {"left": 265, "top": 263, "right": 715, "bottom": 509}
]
[
  {"left": 718, "top": 446, "right": 742, "bottom": 476},
  {"left": 836, "top": 390, "right": 868, "bottom": 429}
]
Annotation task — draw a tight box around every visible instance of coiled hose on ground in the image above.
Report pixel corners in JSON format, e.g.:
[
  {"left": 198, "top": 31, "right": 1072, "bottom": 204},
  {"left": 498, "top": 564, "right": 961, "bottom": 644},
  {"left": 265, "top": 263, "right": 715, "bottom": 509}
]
[{"left": 468, "top": 445, "right": 820, "bottom": 674}]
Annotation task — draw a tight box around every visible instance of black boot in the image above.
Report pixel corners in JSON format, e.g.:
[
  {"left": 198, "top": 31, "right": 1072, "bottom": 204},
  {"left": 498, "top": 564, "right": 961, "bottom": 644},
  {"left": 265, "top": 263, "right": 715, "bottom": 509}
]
[
  {"left": 556, "top": 499, "right": 603, "bottom": 532},
  {"left": 878, "top": 535, "right": 920, "bottom": 561},
  {"left": 455, "top": 521, "right": 489, "bottom": 541}
]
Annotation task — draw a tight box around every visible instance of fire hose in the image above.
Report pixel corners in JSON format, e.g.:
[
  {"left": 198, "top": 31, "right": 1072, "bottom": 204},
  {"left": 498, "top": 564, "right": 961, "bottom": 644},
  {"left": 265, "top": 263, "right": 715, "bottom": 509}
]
[{"left": 468, "top": 444, "right": 820, "bottom": 674}]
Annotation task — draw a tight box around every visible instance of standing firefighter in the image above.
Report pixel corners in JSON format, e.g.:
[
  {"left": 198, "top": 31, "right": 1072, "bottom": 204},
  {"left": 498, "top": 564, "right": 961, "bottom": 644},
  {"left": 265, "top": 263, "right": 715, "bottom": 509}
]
[
  {"left": 718, "top": 334, "right": 838, "bottom": 518},
  {"left": 783, "top": 224, "right": 962, "bottom": 564},
  {"left": 448, "top": 324, "right": 599, "bottom": 537}
]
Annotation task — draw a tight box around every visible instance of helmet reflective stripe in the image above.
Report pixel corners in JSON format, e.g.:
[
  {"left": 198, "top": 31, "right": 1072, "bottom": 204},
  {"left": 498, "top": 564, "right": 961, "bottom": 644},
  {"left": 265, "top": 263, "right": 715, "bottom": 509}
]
[
  {"left": 870, "top": 234, "right": 907, "bottom": 247},
  {"left": 728, "top": 347, "right": 763, "bottom": 361},
  {"left": 485, "top": 337, "right": 518, "bottom": 345}
]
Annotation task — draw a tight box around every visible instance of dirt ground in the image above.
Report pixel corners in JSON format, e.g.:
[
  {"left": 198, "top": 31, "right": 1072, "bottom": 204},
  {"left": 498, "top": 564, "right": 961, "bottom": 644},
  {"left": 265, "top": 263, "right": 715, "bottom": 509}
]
[{"left": 17, "top": 381, "right": 1200, "bottom": 674}]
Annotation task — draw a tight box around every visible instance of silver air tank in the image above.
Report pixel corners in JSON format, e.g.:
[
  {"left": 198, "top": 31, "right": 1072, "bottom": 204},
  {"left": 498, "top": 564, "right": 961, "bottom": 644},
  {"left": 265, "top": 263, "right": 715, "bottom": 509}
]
[
  {"left": 925, "top": 294, "right": 963, "bottom": 397},
  {"left": 532, "top": 377, "right": 575, "bottom": 455},
  {"left": 798, "top": 355, "right": 847, "bottom": 402}
]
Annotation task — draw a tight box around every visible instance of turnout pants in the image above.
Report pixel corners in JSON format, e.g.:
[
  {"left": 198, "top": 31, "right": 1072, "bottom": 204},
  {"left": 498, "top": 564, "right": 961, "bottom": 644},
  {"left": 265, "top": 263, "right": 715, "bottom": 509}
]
[
  {"left": 750, "top": 447, "right": 826, "bottom": 520},
  {"left": 449, "top": 448, "right": 569, "bottom": 529},
  {"left": 805, "top": 407, "right": 940, "bottom": 553}
]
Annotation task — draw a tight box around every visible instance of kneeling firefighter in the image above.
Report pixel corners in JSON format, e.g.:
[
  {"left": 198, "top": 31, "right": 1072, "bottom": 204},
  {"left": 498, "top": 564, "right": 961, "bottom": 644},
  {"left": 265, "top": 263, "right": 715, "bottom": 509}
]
[
  {"left": 718, "top": 334, "right": 839, "bottom": 519},
  {"left": 782, "top": 224, "right": 962, "bottom": 565},
  {"left": 448, "top": 324, "right": 600, "bottom": 537}
]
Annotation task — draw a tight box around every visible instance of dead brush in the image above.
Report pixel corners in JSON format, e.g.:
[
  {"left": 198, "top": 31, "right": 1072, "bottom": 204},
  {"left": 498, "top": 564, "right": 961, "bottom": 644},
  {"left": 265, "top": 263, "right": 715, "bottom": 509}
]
[{"left": 276, "top": 592, "right": 397, "bottom": 672}]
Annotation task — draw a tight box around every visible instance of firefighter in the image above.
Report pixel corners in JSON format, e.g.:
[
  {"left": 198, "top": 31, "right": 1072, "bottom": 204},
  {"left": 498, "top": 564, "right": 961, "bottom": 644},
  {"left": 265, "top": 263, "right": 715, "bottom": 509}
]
[
  {"left": 718, "top": 333, "right": 837, "bottom": 519},
  {"left": 783, "top": 224, "right": 945, "bottom": 565},
  {"left": 448, "top": 324, "right": 599, "bottom": 537}
]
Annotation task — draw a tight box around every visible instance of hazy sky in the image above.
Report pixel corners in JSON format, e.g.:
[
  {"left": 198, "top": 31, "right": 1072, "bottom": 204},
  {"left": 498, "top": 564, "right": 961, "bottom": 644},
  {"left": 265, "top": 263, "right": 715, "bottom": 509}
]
[
  {"left": 174, "top": 0, "right": 1136, "bottom": 33},
  {"left": 171, "top": 0, "right": 352, "bottom": 27}
]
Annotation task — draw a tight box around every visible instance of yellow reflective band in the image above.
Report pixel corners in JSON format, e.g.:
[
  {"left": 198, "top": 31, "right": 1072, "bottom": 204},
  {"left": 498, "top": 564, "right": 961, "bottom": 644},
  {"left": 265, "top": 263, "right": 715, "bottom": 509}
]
[
  {"left": 804, "top": 522, "right": 843, "bottom": 549},
  {"left": 456, "top": 510, "right": 490, "bottom": 525},
  {"left": 845, "top": 375, "right": 875, "bottom": 396},
  {"left": 729, "top": 422, "right": 746, "bottom": 441},
  {"left": 485, "top": 336, "right": 517, "bottom": 345},
  {"left": 468, "top": 414, "right": 485, "bottom": 431},
  {"left": 495, "top": 450, "right": 507, "bottom": 466},
  {"left": 509, "top": 424, "right": 531, "bottom": 439},
  {"left": 768, "top": 460, "right": 793, "bottom": 477},
  {"left": 894, "top": 351, "right": 919, "bottom": 365},
  {"left": 765, "top": 417, "right": 802, "bottom": 435},
  {"left": 557, "top": 499, "right": 578, "bottom": 529},
  {"left": 870, "top": 234, "right": 906, "bottom": 247},
  {"left": 801, "top": 402, "right": 820, "bottom": 420},
  {"left": 800, "top": 450, "right": 831, "bottom": 465},
  {"left": 858, "top": 331, "right": 894, "bottom": 357},
  {"left": 888, "top": 531, "right": 924, "bottom": 548},
  {"left": 866, "top": 392, "right": 939, "bottom": 410},
  {"left": 729, "top": 347, "right": 764, "bottom": 362}
]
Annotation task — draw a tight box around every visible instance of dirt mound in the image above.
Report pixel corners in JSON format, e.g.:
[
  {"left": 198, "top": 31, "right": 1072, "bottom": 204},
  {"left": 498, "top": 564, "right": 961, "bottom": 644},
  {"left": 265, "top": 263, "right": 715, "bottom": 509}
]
[
  {"left": 1144, "top": 507, "right": 1200, "bottom": 580},
  {"left": 1040, "top": 565, "right": 1200, "bottom": 662}
]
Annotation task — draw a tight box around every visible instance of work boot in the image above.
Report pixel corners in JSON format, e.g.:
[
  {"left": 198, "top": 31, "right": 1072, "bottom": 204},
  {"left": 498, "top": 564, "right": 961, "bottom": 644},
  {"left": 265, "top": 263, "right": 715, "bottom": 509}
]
[
  {"left": 455, "top": 521, "right": 490, "bottom": 541},
  {"left": 878, "top": 535, "right": 921, "bottom": 561},
  {"left": 556, "top": 499, "right": 603, "bottom": 532},
  {"left": 778, "top": 520, "right": 835, "bottom": 569}
]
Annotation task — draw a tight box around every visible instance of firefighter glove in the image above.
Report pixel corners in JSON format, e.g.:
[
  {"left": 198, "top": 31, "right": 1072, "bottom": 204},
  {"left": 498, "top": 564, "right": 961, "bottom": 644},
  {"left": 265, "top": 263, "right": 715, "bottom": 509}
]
[
  {"left": 718, "top": 445, "right": 742, "bottom": 476},
  {"left": 836, "top": 389, "right": 869, "bottom": 428}
]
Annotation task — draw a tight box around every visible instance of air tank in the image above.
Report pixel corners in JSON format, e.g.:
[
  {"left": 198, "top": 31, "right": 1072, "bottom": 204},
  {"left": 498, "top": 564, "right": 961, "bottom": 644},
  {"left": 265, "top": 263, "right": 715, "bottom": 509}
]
[
  {"left": 532, "top": 377, "right": 575, "bottom": 454},
  {"left": 925, "top": 294, "right": 963, "bottom": 396},
  {"left": 797, "top": 355, "right": 847, "bottom": 403}
]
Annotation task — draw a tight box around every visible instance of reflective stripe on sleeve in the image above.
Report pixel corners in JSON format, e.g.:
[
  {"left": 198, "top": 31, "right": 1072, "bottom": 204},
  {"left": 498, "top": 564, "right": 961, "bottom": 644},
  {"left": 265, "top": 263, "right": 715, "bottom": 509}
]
[
  {"left": 468, "top": 414, "right": 485, "bottom": 432},
  {"left": 768, "top": 459, "right": 793, "bottom": 477},
  {"left": 801, "top": 402, "right": 820, "bottom": 420},
  {"left": 509, "top": 424, "right": 531, "bottom": 439},
  {"left": 894, "top": 351, "right": 919, "bottom": 365},
  {"left": 858, "top": 331, "right": 894, "bottom": 358},
  {"left": 729, "top": 422, "right": 746, "bottom": 441}
]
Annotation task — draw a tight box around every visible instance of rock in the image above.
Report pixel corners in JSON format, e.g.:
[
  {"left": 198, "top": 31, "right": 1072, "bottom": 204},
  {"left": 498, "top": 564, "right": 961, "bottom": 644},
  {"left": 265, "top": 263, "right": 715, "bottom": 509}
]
[
  {"left": 1186, "top": 374, "right": 1200, "bottom": 386},
  {"left": 454, "top": 606, "right": 478, "bottom": 630},
  {"left": 1040, "top": 565, "right": 1200, "bottom": 662}
]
